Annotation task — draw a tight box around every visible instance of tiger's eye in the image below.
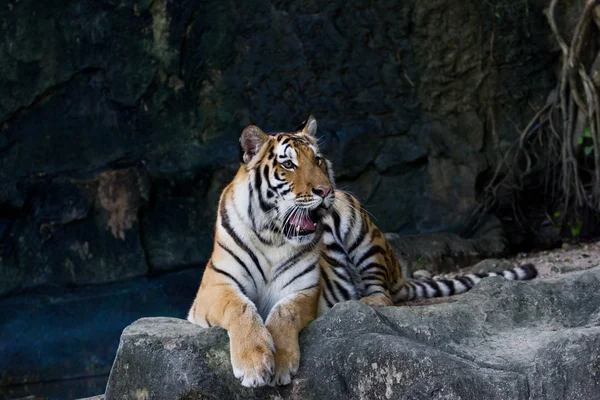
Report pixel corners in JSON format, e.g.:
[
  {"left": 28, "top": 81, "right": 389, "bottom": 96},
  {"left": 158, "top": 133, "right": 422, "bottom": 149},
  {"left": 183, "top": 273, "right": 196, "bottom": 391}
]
[{"left": 282, "top": 160, "right": 295, "bottom": 169}]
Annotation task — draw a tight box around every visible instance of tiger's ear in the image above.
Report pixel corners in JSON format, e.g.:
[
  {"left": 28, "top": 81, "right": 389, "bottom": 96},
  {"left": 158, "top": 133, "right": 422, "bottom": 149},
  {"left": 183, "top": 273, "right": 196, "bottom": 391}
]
[
  {"left": 240, "top": 125, "right": 268, "bottom": 163},
  {"left": 301, "top": 115, "right": 317, "bottom": 137}
]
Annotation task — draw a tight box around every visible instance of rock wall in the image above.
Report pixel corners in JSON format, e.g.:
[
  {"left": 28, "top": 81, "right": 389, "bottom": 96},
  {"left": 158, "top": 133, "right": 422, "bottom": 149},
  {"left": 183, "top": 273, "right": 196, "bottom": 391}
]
[{"left": 0, "top": 0, "right": 554, "bottom": 294}]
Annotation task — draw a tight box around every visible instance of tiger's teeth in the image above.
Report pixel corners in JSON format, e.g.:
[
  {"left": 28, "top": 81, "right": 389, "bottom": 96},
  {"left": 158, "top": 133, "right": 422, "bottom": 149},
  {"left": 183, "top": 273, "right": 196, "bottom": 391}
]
[{"left": 296, "top": 226, "right": 301, "bottom": 232}]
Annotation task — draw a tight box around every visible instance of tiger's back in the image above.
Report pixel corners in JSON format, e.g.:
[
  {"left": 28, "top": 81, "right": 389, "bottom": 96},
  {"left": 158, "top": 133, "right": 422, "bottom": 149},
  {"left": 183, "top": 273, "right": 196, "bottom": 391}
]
[{"left": 318, "top": 191, "right": 537, "bottom": 313}]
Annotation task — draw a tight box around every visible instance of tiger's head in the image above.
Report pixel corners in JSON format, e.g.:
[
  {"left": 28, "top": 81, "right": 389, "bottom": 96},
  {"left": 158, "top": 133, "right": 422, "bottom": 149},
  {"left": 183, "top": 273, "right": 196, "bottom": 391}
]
[{"left": 239, "top": 116, "right": 335, "bottom": 244}]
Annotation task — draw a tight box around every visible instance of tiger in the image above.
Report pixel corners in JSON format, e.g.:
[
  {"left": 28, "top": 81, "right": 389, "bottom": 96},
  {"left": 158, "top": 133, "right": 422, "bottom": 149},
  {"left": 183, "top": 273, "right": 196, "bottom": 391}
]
[{"left": 187, "top": 116, "right": 538, "bottom": 388}]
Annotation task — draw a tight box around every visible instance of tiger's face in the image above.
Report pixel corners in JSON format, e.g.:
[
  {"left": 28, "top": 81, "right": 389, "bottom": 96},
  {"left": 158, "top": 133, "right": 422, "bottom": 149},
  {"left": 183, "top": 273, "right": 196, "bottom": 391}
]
[{"left": 240, "top": 116, "right": 335, "bottom": 244}]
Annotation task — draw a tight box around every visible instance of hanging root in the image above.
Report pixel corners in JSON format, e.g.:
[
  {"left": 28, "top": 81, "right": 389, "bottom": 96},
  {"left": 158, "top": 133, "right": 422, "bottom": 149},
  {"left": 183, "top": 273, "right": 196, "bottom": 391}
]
[{"left": 471, "top": 0, "right": 600, "bottom": 235}]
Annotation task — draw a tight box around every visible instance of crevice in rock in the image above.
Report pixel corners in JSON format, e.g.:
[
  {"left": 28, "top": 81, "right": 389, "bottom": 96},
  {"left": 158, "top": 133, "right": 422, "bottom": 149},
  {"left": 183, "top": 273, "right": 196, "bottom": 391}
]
[
  {"left": 1, "top": 67, "right": 106, "bottom": 126},
  {"left": 1, "top": 372, "right": 110, "bottom": 390},
  {"left": 179, "top": 6, "right": 199, "bottom": 80}
]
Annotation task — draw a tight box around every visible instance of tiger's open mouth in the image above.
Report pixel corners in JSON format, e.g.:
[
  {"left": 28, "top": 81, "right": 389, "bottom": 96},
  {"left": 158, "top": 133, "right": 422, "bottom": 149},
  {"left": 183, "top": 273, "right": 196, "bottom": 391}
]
[{"left": 284, "top": 209, "right": 320, "bottom": 237}]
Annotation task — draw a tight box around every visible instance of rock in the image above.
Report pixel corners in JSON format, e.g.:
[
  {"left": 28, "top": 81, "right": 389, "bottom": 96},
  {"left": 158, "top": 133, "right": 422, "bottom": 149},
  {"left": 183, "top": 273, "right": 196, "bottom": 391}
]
[
  {"left": 0, "top": 0, "right": 558, "bottom": 291},
  {"left": 0, "top": 268, "right": 205, "bottom": 400},
  {"left": 461, "top": 258, "right": 516, "bottom": 274},
  {"left": 411, "top": 269, "right": 432, "bottom": 279},
  {"left": 386, "top": 216, "right": 508, "bottom": 277},
  {"left": 105, "top": 266, "right": 600, "bottom": 400},
  {"left": 141, "top": 164, "right": 237, "bottom": 272}
]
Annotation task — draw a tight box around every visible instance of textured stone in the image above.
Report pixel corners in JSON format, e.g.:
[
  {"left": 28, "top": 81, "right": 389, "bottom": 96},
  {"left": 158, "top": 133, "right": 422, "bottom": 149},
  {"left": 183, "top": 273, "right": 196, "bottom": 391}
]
[
  {"left": 0, "top": 268, "right": 205, "bottom": 399},
  {"left": 105, "top": 267, "right": 600, "bottom": 400},
  {"left": 0, "top": 168, "right": 150, "bottom": 295},
  {"left": 385, "top": 216, "right": 508, "bottom": 277},
  {"left": 0, "top": 0, "right": 557, "bottom": 291}
]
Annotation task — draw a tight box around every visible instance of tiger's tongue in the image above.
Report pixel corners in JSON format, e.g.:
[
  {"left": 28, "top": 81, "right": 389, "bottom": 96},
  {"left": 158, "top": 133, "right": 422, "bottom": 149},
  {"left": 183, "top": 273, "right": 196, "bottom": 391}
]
[{"left": 290, "top": 214, "right": 316, "bottom": 231}]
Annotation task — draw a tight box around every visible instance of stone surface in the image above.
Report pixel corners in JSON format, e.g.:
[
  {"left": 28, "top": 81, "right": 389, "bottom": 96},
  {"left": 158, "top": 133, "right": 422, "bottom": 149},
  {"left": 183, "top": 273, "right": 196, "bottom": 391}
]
[
  {"left": 386, "top": 216, "right": 508, "bottom": 277},
  {"left": 0, "top": 168, "right": 150, "bottom": 296},
  {"left": 105, "top": 266, "right": 600, "bottom": 400},
  {"left": 0, "top": 268, "right": 204, "bottom": 400},
  {"left": 0, "top": 0, "right": 558, "bottom": 294}
]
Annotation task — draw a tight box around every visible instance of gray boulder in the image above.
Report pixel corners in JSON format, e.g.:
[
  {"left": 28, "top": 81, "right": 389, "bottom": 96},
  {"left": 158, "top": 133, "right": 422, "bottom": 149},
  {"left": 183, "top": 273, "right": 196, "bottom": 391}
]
[{"left": 105, "top": 267, "right": 600, "bottom": 399}]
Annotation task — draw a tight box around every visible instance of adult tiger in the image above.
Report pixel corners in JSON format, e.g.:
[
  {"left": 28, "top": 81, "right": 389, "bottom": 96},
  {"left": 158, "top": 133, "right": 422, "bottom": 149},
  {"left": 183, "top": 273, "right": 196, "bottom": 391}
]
[{"left": 187, "top": 116, "right": 537, "bottom": 388}]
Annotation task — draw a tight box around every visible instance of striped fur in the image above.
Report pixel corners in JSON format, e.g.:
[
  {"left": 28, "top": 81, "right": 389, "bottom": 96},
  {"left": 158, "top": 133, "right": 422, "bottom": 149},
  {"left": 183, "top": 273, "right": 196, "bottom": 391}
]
[
  {"left": 393, "top": 264, "right": 537, "bottom": 302},
  {"left": 188, "top": 116, "right": 538, "bottom": 388},
  {"left": 188, "top": 116, "right": 334, "bottom": 387},
  {"left": 317, "top": 191, "right": 538, "bottom": 312}
]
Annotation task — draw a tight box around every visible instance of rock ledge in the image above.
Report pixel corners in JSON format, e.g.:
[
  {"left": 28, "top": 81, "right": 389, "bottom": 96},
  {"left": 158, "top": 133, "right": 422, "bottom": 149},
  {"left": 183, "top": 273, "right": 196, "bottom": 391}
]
[{"left": 106, "top": 267, "right": 600, "bottom": 400}]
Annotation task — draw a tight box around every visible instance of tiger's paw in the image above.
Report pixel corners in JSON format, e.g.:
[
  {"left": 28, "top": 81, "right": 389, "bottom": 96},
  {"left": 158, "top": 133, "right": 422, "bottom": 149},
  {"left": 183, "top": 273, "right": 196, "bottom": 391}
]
[
  {"left": 230, "top": 328, "right": 275, "bottom": 388},
  {"left": 360, "top": 295, "right": 393, "bottom": 307},
  {"left": 270, "top": 347, "right": 300, "bottom": 386}
]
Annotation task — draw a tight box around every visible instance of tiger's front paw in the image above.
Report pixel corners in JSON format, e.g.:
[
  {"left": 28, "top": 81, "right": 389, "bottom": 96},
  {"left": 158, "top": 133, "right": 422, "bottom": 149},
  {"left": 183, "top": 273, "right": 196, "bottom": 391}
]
[
  {"left": 360, "top": 295, "right": 393, "bottom": 307},
  {"left": 230, "top": 327, "right": 275, "bottom": 388},
  {"left": 270, "top": 345, "right": 300, "bottom": 386}
]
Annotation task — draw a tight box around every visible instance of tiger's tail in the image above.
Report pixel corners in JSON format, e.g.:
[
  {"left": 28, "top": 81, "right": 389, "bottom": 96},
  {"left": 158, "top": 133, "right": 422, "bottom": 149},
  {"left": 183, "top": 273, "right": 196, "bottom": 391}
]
[{"left": 392, "top": 264, "right": 538, "bottom": 302}]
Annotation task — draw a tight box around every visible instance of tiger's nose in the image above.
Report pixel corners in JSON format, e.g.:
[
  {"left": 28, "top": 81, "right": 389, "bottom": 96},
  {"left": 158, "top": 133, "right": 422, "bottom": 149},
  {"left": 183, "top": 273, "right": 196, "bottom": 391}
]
[{"left": 312, "top": 185, "right": 332, "bottom": 198}]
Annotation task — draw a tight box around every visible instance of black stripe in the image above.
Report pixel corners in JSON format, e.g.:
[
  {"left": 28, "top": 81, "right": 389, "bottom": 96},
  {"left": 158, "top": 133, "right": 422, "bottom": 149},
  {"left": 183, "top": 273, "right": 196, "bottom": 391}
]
[
  {"left": 519, "top": 264, "right": 537, "bottom": 279},
  {"left": 364, "top": 288, "right": 386, "bottom": 295},
  {"left": 253, "top": 169, "right": 271, "bottom": 213},
  {"left": 211, "top": 265, "right": 247, "bottom": 295},
  {"left": 332, "top": 211, "right": 343, "bottom": 242},
  {"left": 363, "top": 270, "right": 386, "bottom": 280},
  {"left": 321, "top": 252, "right": 340, "bottom": 266},
  {"left": 328, "top": 264, "right": 352, "bottom": 284},
  {"left": 502, "top": 269, "right": 516, "bottom": 280},
  {"left": 247, "top": 182, "right": 256, "bottom": 231},
  {"left": 456, "top": 277, "right": 474, "bottom": 289},
  {"left": 263, "top": 164, "right": 280, "bottom": 192},
  {"left": 426, "top": 281, "right": 441, "bottom": 298},
  {"left": 356, "top": 245, "right": 386, "bottom": 266},
  {"left": 348, "top": 223, "right": 367, "bottom": 254},
  {"left": 439, "top": 279, "right": 455, "bottom": 296},
  {"left": 274, "top": 247, "right": 313, "bottom": 278},
  {"left": 333, "top": 280, "right": 352, "bottom": 300},
  {"left": 296, "top": 283, "right": 319, "bottom": 293},
  {"left": 282, "top": 263, "right": 317, "bottom": 289},
  {"left": 358, "top": 262, "right": 386, "bottom": 275},
  {"left": 321, "top": 269, "right": 341, "bottom": 303},
  {"left": 345, "top": 197, "right": 358, "bottom": 243},
  {"left": 413, "top": 282, "right": 426, "bottom": 298},
  {"left": 220, "top": 207, "right": 267, "bottom": 282},
  {"left": 217, "top": 241, "right": 257, "bottom": 290},
  {"left": 326, "top": 242, "right": 345, "bottom": 254},
  {"left": 403, "top": 282, "right": 416, "bottom": 300},
  {"left": 255, "top": 231, "right": 274, "bottom": 246}
]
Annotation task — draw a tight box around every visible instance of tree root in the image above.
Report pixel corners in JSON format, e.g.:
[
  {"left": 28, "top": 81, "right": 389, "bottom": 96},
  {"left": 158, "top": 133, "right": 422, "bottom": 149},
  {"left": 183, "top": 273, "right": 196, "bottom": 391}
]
[{"left": 471, "top": 0, "right": 600, "bottom": 237}]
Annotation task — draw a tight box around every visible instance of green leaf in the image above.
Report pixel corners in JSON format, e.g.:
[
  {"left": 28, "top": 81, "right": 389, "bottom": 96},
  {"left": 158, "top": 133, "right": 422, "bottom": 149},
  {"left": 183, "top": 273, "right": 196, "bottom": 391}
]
[
  {"left": 577, "top": 136, "right": 584, "bottom": 145},
  {"left": 571, "top": 223, "right": 583, "bottom": 238},
  {"left": 584, "top": 146, "right": 594, "bottom": 156},
  {"left": 553, "top": 211, "right": 561, "bottom": 219},
  {"left": 584, "top": 127, "right": 592, "bottom": 138}
]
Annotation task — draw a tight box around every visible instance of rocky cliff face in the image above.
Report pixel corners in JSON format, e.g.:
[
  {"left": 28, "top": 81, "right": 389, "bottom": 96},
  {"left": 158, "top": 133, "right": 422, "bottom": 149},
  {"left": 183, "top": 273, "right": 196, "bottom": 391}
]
[
  {"left": 105, "top": 266, "right": 600, "bottom": 400},
  {"left": 0, "top": 0, "right": 555, "bottom": 295},
  {"left": 0, "top": 0, "right": 563, "bottom": 398}
]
